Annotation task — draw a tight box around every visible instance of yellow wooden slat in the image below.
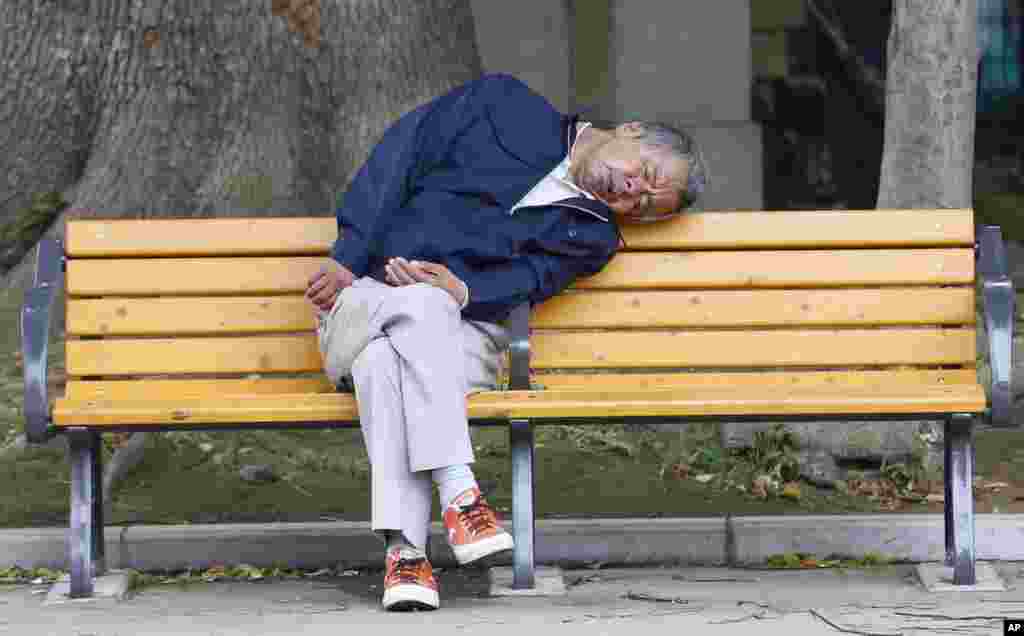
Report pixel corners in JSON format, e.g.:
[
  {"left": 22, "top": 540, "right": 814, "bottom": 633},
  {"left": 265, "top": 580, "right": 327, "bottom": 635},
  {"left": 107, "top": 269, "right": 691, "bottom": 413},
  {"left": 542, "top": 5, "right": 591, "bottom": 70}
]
[
  {"left": 66, "top": 257, "right": 323, "bottom": 296},
  {"left": 66, "top": 218, "right": 336, "bottom": 257},
  {"left": 574, "top": 249, "right": 974, "bottom": 289},
  {"left": 63, "top": 369, "right": 980, "bottom": 401},
  {"left": 63, "top": 210, "right": 972, "bottom": 257},
  {"left": 529, "top": 328, "right": 977, "bottom": 368},
  {"left": 65, "top": 336, "right": 323, "bottom": 375},
  {"left": 64, "top": 328, "right": 977, "bottom": 376},
  {"left": 67, "top": 296, "right": 318, "bottom": 335},
  {"left": 618, "top": 209, "right": 973, "bottom": 249},
  {"left": 66, "top": 287, "right": 976, "bottom": 335},
  {"left": 532, "top": 288, "right": 975, "bottom": 329},
  {"left": 65, "top": 249, "right": 974, "bottom": 296},
  {"left": 65, "top": 377, "right": 336, "bottom": 400},
  {"left": 52, "top": 383, "right": 986, "bottom": 426},
  {"left": 534, "top": 369, "right": 981, "bottom": 390}
]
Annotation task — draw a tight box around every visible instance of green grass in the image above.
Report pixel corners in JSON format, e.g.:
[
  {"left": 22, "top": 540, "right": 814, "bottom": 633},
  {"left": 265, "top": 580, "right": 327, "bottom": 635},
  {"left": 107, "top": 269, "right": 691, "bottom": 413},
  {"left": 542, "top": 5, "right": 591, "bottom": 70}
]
[{"left": 975, "top": 192, "right": 1024, "bottom": 242}]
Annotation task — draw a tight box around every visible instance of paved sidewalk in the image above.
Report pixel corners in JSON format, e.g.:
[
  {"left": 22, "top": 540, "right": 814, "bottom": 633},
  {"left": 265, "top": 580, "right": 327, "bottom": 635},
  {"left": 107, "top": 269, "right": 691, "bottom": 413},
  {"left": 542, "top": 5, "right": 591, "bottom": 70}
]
[{"left": 3, "top": 563, "right": 1023, "bottom": 635}]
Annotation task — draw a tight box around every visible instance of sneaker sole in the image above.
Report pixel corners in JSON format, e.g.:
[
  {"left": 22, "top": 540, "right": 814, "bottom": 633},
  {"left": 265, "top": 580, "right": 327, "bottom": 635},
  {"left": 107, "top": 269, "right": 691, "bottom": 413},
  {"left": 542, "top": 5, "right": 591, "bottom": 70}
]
[
  {"left": 452, "top": 531, "right": 515, "bottom": 566},
  {"left": 382, "top": 584, "right": 439, "bottom": 611}
]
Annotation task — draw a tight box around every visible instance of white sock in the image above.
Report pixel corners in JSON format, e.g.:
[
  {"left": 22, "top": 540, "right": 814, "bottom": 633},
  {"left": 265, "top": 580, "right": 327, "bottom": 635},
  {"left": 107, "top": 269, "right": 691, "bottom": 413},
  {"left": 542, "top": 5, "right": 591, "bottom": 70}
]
[{"left": 431, "top": 463, "right": 478, "bottom": 509}]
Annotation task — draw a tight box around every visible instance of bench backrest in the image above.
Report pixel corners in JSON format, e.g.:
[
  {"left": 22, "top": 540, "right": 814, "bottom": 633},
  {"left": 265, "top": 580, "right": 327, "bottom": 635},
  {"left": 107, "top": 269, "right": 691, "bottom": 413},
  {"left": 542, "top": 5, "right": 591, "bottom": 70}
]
[{"left": 62, "top": 210, "right": 978, "bottom": 401}]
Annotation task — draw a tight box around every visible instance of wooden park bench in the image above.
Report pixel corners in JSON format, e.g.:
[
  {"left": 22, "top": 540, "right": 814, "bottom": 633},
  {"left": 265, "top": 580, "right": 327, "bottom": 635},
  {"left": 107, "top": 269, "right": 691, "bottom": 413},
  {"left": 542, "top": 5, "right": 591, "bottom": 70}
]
[{"left": 21, "top": 209, "right": 1015, "bottom": 597}]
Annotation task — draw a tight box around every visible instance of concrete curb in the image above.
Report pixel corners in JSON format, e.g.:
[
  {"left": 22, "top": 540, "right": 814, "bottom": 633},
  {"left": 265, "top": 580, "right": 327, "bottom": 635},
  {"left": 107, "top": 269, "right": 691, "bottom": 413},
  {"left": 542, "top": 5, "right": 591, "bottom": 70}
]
[
  {"left": 3, "top": 515, "right": 1023, "bottom": 572},
  {"left": 729, "top": 514, "right": 1024, "bottom": 564}
]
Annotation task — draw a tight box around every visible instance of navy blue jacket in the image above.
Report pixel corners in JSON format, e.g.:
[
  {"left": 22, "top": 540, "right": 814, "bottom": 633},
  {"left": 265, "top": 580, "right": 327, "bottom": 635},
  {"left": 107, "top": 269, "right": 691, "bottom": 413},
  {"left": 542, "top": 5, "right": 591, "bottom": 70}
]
[{"left": 331, "top": 73, "right": 622, "bottom": 324}]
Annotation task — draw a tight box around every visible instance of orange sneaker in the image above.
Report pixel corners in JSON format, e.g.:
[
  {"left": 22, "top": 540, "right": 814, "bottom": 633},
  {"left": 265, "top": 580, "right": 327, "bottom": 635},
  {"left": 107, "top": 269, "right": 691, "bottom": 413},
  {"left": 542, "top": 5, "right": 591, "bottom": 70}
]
[
  {"left": 442, "top": 487, "right": 514, "bottom": 566},
  {"left": 382, "top": 546, "right": 439, "bottom": 611}
]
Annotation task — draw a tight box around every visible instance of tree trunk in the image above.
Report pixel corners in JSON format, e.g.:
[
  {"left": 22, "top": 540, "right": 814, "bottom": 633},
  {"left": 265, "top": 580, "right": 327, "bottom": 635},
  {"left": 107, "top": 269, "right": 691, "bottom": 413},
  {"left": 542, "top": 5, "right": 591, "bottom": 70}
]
[
  {"left": 0, "top": 0, "right": 482, "bottom": 293},
  {"left": 0, "top": 0, "right": 481, "bottom": 510},
  {"left": 876, "top": 0, "right": 978, "bottom": 208},
  {"left": 874, "top": 0, "right": 979, "bottom": 467}
]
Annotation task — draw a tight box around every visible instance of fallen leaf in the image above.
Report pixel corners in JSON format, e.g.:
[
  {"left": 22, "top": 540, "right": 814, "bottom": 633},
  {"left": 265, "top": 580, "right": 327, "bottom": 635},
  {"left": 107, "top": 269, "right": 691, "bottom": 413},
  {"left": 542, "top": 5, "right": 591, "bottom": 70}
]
[
  {"left": 751, "top": 476, "right": 770, "bottom": 500},
  {"left": 925, "top": 494, "right": 944, "bottom": 503},
  {"left": 799, "top": 558, "right": 818, "bottom": 568},
  {"left": 781, "top": 482, "right": 801, "bottom": 500}
]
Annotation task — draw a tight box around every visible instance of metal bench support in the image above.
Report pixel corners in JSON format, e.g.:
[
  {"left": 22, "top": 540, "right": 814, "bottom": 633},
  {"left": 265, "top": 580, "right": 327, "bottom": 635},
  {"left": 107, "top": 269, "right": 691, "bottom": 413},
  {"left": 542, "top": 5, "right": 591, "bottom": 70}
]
[
  {"left": 977, "top": 225, "right": 1016, "bottom": 428},
  {"left": 504, "top": 301, "right": 537, "bottom": 589},
  {"left": 68, "top": 429, "right": 105, "bottom": 598},
  {"left": 944, "top": 413, "right": 976, "bottom": 585},
  {"left": 509, "top": 418, "right": 536, "bottom": 589}
]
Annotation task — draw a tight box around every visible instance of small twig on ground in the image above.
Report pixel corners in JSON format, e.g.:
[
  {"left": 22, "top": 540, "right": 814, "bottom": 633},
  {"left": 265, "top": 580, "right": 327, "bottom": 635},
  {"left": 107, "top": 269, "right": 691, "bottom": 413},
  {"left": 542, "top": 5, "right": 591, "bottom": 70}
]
[
  {"left": 283, "top": 477, "right": 312, "bottom": 497},
  {"left": 672, "top": 575, "right": 760, "bottom": 583},
  {"left": 622, "top": 591, "right": 690, "bottom": 604},
  {"left": 566, "top": 574, "right": 602, "bottom": 587},
  {"left": 708, "top": 610, "right": 770, "bottom": 624},
  {"left": 808, "top": 609, "right": 902, "bottom": 636}
]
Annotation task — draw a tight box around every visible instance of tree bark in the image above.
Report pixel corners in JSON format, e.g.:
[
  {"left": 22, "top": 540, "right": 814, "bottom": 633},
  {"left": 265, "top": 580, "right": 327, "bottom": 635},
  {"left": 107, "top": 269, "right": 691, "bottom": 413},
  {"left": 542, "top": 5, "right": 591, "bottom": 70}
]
[
  {"left": 0, "top": 0, "right": 481, "bottom": 507},
  {"left": 0, "top": 0, "right": 482, "bottom": 292},
  {"left": 874, "top": 0, "right": 979, "bottom": 468},
  {"left": 876, "top": 0, "right": 978, "bottom": 208}
]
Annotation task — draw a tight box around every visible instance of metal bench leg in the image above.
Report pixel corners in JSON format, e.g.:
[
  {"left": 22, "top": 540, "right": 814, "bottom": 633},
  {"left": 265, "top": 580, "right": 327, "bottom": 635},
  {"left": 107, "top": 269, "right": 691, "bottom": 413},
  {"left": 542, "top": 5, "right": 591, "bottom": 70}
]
[
  {"left": 68, "top": 429, "right": 97, "bottom": 597},
  {"left": 944, "top": 424, "right": 953, "bottom": 566},
  {"left": 944, "top": 414, "right": 976, "bottom": 585},
  {"left": 509, "top": 419, "right": 536, "bottom": 589},
  {"left": 91, "top": 432, "right": 106, "bottom": 576}
]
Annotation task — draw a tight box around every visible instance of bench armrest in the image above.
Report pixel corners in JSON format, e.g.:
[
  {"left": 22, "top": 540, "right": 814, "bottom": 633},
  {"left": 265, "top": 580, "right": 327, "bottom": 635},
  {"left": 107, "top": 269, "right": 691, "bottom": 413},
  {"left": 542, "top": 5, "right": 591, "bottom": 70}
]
[
  {"left": 977, "top": 225, "right": 1016, "bottom": 427},
  {"left": 506, "top": 302, "right": 533, "bottom": 390},
  {"left": 20, "top": 238, "right": 64, "bottom": 443}
]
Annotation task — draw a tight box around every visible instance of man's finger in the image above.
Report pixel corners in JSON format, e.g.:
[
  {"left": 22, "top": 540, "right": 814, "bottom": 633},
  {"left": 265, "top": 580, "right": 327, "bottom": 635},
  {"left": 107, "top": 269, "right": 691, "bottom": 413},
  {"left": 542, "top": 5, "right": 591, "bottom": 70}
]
[
  {"left": 308, "top": 265, "right": 327, "bottom": 286},
  {"left": 317, "top": 294, "right": 336, "bottom": 311},
  {"left": 412, "top": 261, "right": 439, "bottom": 275},
  {"left": 306, "top": 275, "right": 328, "bottom": 298},
  {"left": 313, "top": 290, "right": 335, "bottom": 309},
  {"left": 400, "top": 259, "right": 434, "bottom": 282},
  {"left": 388, "top": 259, "right": 419, "bottom": 285},
  {"left": 311, "top": 282, "right": 337, "bottom": 305}
]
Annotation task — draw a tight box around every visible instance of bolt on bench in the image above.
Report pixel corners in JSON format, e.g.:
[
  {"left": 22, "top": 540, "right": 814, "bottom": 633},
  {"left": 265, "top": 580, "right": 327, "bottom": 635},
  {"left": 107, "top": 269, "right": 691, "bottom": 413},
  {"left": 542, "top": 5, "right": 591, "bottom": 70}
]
[{"left": 21, "top": 209, "right": 1015, "bottom": 597}]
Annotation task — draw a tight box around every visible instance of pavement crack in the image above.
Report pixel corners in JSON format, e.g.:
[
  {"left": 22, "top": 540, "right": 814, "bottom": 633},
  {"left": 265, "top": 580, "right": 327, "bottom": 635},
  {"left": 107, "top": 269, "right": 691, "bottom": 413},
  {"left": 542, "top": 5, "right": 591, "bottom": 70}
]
[
  {"left": 892, "top": 611, "right": 1006, "bottom": 621},
  {"left": 808, "top": 608, "right": 903, "bottom": 636}
]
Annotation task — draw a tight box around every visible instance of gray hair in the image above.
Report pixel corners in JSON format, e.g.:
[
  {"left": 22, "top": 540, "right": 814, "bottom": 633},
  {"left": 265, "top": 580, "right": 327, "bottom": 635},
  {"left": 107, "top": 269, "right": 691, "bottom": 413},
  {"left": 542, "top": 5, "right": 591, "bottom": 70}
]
[{"left": 633, "top": 122, "right": 708, "bottom": 215}]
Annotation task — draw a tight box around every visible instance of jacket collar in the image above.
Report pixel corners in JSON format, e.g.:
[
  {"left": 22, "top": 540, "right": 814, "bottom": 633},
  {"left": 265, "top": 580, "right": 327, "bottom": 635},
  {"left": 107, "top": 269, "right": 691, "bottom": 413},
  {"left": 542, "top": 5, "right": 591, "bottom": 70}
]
[{"left": 565, "top": 102, "right": 600, "bottom": 152}]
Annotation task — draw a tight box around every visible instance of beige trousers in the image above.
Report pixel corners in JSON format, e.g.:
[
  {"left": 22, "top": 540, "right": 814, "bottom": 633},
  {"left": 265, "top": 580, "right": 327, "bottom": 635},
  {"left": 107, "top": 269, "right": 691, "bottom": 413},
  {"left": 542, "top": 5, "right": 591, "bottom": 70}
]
[{"left": 316, "top": 277, "right": 510, "bottom": 550}]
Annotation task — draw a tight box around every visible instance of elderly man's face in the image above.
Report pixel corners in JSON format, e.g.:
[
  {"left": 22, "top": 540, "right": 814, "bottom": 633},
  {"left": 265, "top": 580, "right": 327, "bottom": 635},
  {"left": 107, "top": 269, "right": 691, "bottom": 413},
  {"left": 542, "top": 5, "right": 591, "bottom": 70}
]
[{"left": 569, "top": 122, "right": 691, "bottom": 222}]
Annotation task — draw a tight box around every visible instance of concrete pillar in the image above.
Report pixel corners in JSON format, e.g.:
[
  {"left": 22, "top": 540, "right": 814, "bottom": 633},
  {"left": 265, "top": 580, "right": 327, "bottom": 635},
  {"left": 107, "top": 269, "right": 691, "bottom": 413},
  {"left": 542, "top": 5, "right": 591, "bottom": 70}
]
[
  {"left": 597, "top": 0, "right": 762, "bottom": 210},
  {"left": 470, "top": 0, "right": 763, "bottom": 210},
  {"left": 468, "top": 0, "right": 573, "bottom": 112}
]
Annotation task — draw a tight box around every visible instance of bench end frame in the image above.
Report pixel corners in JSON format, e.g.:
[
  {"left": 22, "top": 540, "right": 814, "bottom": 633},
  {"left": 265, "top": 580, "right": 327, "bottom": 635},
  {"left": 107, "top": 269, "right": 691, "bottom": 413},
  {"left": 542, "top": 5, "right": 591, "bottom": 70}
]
[
  {"left": 21, "top": 237, "right": 64, "bottom": 443},
  {"left": 977, "top": 225, "right": 1016, "bottom": 428}
]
